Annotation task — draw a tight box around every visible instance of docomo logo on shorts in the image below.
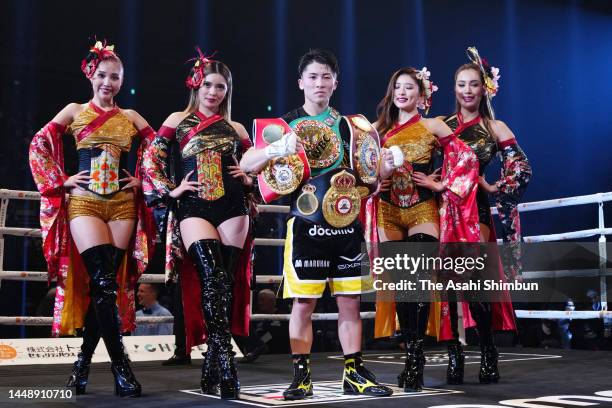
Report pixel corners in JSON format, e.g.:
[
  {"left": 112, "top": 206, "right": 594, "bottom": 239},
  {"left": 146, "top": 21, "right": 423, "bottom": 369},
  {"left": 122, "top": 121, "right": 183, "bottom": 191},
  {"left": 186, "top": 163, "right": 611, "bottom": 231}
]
[{"left": 308, "top": 225, "right": 355, "bottom": 237}]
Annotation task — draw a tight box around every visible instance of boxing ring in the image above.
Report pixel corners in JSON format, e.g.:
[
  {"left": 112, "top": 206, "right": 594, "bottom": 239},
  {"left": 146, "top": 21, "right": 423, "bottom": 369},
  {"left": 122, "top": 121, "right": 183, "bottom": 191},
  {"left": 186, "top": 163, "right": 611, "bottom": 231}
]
[{"left": 0, "top": 188, "right": 611, "bottom": 407}]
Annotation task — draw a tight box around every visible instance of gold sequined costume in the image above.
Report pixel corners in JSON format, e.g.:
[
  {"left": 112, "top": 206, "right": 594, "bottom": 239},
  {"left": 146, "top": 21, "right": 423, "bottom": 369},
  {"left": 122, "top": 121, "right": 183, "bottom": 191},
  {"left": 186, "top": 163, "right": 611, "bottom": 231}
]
[
  {"left": 67, "top": 102, "right": 139, "bottom": 221},
  {"left": 378, "top": 120, "right": 439, "bottom": 232}
]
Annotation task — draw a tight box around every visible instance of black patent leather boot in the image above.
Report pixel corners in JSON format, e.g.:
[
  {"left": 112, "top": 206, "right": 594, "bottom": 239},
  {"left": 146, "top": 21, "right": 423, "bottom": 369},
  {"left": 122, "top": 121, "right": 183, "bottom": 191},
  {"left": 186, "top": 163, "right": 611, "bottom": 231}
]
[
  {"left": 395, "top": 299, "right": 429, "bottom": 392},
  {"left": 81, "top": 244, "right": 141, "bottom": 397},
  {"left": 479, "top": 343, "right": 500, "bottom": 384},
  {"left": 447, "top": 340, "right": 465, "bottom": 385},
  {"left": 200, "top": 349, "right": 219, "bottom": 395},
  {"left": 221, "top": 244, "right": 241, "bottom": 283},
  {"left": 397, "top": 339, "right": 423, "bottom": 392},
  {"left": 217, "top": 267, "right": 240, "bottom": 399},
  {"left": 67, "top": 304, "right": 100, "bottom": 394},
  {"left": 189, "top": 240, "right": 239, "bottom": 400},
  {"left": 67, "top": 351, "right": 91, "bottom": 395},
  {"left": 469, "top": 302, "right": 499, "bottom": 384}
]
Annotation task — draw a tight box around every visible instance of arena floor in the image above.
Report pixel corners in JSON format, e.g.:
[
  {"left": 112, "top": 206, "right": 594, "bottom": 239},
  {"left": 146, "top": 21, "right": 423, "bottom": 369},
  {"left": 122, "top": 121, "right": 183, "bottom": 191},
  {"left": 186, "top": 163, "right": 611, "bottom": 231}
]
[{"left": 2, "top": 347, "right": 611, "bottom": 407}]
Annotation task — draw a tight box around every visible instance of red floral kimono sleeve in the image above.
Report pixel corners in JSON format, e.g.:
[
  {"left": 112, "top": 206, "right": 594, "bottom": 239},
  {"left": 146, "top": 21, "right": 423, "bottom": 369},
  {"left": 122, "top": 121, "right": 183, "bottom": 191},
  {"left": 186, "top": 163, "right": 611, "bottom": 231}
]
[
  {"left": 142, "top": 126, "right": 176, "bottom": 207},
  {"left": 29, "top": 122, "right": 68, "bottom": 197},
  {"left": 494, "top": 138, "right": 532, "bottom": 280},
  {"left": 28, "top": 122, "right": 70, "bottom": 282},
  {"left": 439, "top": 135, "right": 480, "bottom": 243},
  {"left": 132, "top": 126, "right": 157, "bottom": 278}
]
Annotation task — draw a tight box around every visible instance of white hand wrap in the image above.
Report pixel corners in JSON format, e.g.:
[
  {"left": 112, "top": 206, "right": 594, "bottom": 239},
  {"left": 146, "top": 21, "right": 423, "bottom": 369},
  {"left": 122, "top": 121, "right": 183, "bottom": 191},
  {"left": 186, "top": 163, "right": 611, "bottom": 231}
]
[
  {"left": 388, "top": 145, "right": 405, "bottom": 168},
  {"left": 264, "top": 132, "right": 297, "bottom": 158}
]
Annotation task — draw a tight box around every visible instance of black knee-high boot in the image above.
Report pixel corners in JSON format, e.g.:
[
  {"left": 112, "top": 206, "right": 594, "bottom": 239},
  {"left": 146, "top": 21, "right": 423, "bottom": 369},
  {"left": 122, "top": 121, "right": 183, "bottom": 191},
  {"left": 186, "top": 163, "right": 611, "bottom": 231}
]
[
  {"left": 68, "top": 246, "right": 126, "bottom": 394},
  {"left": 396, "top": 233, "right": 436, "bottom": 392},
  {"left": 80, "top": 244, "right": 141, "bottom": 397},
  {"left": 396, "top": 301, "right": 429, "bottom": 391},
  {"left": 469, "top": 302, "right": 499, "bottom": 383},
  {"left": 221, "top": 244, "right": 242, "bottom": 380},
  {"left": 66, "top": 303, "right": 100, "bottom": 394},
  {"left": 446, "top": 292, "right": 465, "bottom": 385},
  {"left": 188, "top": 239, "right": 239, "bottom": 400},
  {"left": 221, "top": 244, "right": 242, "bottom": 283}
]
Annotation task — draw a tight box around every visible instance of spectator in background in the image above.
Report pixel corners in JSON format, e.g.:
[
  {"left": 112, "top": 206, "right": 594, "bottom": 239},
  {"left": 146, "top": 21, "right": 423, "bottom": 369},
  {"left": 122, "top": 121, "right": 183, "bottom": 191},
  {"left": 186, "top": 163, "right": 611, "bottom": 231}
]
[
  {"left": 135, "top": 283, "right": 173, "bottom": 336},
  {"left": 557, "top": 299, "right": 574, "bottom": 349},
  {"left": 586, "top": 290, "right": 612, "bottom": 347},
  {"left": 161, "top": 277, "right": 191, "bottom": 365},
  {"left": 239, "top": 289, "right": 289, "bottom": 363}
]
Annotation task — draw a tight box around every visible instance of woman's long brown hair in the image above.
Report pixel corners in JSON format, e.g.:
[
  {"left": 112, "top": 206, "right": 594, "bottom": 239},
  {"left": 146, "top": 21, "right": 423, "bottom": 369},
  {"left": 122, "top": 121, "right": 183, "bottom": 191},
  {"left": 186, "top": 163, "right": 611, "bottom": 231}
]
[
  {"left": 454, "top": 63, "right": 494, "bottom": 135},
  {"left": 184, "top": 60, "right": 233, "bottom": 120},
  {"left": 374, "top": 67, "right": 424, "bottom": 136}
]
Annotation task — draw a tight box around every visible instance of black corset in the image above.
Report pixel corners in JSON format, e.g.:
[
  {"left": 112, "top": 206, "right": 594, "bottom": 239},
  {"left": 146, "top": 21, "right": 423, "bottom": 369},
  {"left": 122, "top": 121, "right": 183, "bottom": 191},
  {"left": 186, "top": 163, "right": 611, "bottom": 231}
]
[{"left": 77, "top": 147, "right": 130, "bottom": 196}]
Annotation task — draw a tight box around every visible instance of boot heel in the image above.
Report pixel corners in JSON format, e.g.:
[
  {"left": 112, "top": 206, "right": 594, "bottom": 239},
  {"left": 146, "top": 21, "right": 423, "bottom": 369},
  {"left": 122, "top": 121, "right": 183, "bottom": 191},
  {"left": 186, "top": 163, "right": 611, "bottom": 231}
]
[
  {"left": 200, "top": 350, "right": 219, "bottom": 395},
  {"left": 66, "top": 353, "right": 91, "bottom": 395},
  {"left": 220, "top": 380, "right": 240, "bottom": 400},
  {"left": 447, "top": 341, "right": 465, "bottom": 385},
  {"left": 397, "top": 340, "right": 423, "bottom": 392},
  {"left": 111, "top": 361, "right": 142, "bottom": 398},
  {"left": 478, "top": 344, "right": 500, "bottom": 384},
  {"left": 218, "top": 348, "right": 240, "bottom": 400}
]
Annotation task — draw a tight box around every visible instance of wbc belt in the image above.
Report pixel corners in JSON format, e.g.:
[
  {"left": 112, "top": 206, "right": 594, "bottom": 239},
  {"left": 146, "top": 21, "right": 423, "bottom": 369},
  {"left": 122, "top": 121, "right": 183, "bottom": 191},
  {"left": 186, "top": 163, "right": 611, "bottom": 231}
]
[
  {"left": 342, "top": 114, "right": 381, "bottom": 197},
  {"left": 253, "top": 118, "right": 311, "bottom": 203},
  {"left": 290, "top": 168, "right": 361, "bottom": 228}
]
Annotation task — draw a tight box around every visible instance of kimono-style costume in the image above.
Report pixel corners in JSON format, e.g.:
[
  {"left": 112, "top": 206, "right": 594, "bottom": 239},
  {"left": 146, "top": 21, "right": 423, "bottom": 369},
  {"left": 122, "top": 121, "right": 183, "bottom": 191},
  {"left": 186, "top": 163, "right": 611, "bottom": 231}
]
[
  {"left": 143, "top": 111, "right": 252, "bottom": 350},
  {"left": 28, "top": 101, "right": 156, "bottom": 336},
  {"left": 372, "top": 119, "right": 482, "bottom": 339},
  {"left": 377, "top": 115, "right": 440, "bottom": 232},
  {"left": 431, "top": 112, "right": 531, "bottom": 341}
]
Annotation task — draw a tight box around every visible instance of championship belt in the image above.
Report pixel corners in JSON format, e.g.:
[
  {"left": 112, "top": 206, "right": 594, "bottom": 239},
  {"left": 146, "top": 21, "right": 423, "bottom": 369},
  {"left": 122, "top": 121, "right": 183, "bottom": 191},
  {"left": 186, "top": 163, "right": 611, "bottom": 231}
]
[
  {"left": 322, "top": 170, "right": 361, "bottom": 228},
  {"left": 289, "top": 168, "right": 361, "bottom": 228},
  {"left": 292, "top": 118, "right": 341, "bottom": 170},
  {"left": 343, "top": 114, "right": 381, "bottom": 197},
  {"left": 390, "top": 162, "right": 419, "bottom": 208},
  {"left": 253, "top": 118, "right": 310, "bottom": 203}
]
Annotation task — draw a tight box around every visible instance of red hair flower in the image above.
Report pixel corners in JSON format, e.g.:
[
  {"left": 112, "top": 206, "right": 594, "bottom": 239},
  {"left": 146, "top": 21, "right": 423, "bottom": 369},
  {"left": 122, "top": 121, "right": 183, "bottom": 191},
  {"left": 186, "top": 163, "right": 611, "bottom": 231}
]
[
  {"left": 81, "top": 39, "right": 117, "bottom": 79},
  {"left": 185, "top": 47, "right": 217, "bottom": 89}
]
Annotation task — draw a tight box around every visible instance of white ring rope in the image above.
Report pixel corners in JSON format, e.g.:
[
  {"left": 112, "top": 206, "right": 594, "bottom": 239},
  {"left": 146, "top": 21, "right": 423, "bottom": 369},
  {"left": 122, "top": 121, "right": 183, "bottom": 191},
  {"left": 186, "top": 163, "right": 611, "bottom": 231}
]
[
  {"left": 0, "top": 270, "right": 283, "bottom": 284},
  {"left": 0, "top": 188, "right": 609, "bottom": 325},
  {"left": 2, "top": 310, "right": 612, "bottom": 326},
  {"left": 0, "top": 312, "right": 378, "bottom": 326}
]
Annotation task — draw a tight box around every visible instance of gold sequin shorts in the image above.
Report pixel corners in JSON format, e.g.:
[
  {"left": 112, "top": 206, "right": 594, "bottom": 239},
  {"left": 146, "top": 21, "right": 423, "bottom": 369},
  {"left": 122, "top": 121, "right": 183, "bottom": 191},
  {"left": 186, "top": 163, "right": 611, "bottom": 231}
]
[
  {"left": 68, "top": 191, "right": 136, "bottom": 222},
  {"left": 377, "top": 198, "right": 439, "bottom": 231}
]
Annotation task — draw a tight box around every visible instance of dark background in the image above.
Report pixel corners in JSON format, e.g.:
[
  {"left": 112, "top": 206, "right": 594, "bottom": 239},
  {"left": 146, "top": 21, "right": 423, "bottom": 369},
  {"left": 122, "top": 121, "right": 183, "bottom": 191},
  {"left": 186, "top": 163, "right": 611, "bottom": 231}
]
[{"left": 1, "top": 0, "right": 611, "bottom": 338}]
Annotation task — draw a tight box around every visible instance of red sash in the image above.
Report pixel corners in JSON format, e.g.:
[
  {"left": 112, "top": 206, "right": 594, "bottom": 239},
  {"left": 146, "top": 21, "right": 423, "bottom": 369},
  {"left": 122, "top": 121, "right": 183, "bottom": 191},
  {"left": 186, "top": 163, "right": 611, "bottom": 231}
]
[
  {"left": 454, "top": 112, "right": 481, "bottom": 135},
  {"left": 179, "top": 111, "right": 223, "bottom": 151},
  {"left": 381, "top": 114, "right": 421, "bottom": 146},
  {"left": 77, "top": 101, "right": 120, "bottom": 143}
]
